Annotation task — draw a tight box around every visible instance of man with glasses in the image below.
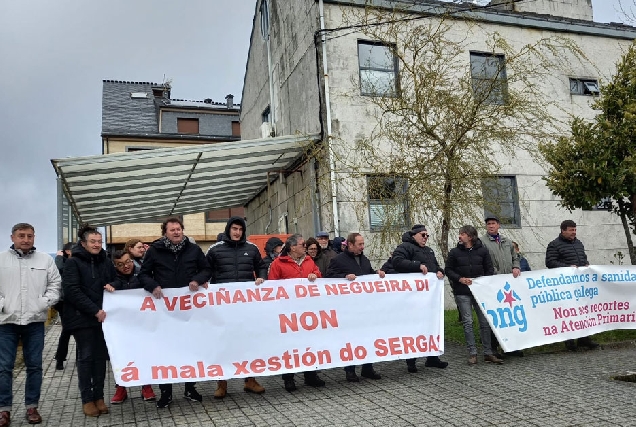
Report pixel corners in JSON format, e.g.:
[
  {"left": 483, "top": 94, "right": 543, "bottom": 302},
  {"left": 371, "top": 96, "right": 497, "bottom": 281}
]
[
  {"left": 392, "top": 224, "right": 447, "bottom": 372},
  {"left": 106, "top": 250, "right": 156, "bottom": 404}
]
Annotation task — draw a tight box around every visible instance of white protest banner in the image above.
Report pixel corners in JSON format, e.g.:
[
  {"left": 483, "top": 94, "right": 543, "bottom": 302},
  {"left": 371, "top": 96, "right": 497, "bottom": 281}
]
[
  {"left": 102, "top": 273, "right": 443, "bottom": 386},
  {"left": 470, "top": 265, "right": 636, "bottom": 352}
]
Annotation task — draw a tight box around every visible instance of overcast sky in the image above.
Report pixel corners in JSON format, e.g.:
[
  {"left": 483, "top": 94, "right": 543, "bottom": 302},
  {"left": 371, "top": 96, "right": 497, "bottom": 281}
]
[{"left": 0, "top": 0, "right": 628, "bottom": 253}]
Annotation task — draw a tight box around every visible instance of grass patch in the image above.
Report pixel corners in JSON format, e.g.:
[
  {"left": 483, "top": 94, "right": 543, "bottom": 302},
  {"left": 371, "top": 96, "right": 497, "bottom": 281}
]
[{"left": 444, "top": 309, "right": 636, "bottom": 354}]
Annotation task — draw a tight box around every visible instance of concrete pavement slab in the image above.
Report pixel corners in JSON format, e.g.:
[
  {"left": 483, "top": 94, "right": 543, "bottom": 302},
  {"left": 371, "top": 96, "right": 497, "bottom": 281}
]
[{"left": 4, "top": 322, "right": 636, "bottom": 426}]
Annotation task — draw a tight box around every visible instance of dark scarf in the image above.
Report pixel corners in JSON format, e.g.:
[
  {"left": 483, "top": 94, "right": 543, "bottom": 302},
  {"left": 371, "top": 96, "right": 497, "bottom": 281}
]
[
  {"left": 160, "top": 236, "right": 187, "bottom": 254},
  {"left": 10, "top": 244, "right": 35, "bottom": 257}
]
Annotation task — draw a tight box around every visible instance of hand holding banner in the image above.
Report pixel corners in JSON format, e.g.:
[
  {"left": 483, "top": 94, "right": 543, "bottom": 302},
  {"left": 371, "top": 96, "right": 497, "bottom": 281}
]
[
  {"left": 471, "top": 265, "right": 636, "bottom": 352},
  {"left": 103, "top": 273, "right": 444, "bottom": 386}
]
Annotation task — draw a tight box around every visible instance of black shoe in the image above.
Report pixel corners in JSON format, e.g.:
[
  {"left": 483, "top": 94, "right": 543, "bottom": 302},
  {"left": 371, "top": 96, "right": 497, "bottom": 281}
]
[
  {"left": 284, "top": 379, "right": 297, "bottom": 392},
  {"left": 304, "top": 374, "right": 326, "bottom": 387},
  {"left": 406, "top": 363, "right": 418, "bottom": 373},
  {"left": 424, "top": 357, "right": 448, "bottom": 369},
  {"left": 360, "top": 368, "right": 381, "bottom": 380},
  {"left": 345, "top": 371, "right": 359, "bottom": 382},
  {"left": 565, "top": 339, "right": 577, "bottom": 351},
  {"left": 156, "top": 393, "right": 172, "bottom": 408},
  {"left": 578, "top": 337, "right": 599, "bottom": 349},
  {"left": 184, "top": 387, "right": 202, "bottom": 403},
  {"left": 55, "top": 359, "right": 64, "bottom": 370}
]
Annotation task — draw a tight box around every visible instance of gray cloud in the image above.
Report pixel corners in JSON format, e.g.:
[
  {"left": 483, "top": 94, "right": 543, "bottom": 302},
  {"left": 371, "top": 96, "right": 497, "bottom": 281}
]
[{"left": 0, "top": 0, "right": 625, "bottom": 252}]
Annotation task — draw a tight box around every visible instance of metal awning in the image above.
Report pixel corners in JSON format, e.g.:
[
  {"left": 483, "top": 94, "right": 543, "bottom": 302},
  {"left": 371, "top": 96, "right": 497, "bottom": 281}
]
[{"left": 51, "top": 134, "right": 319, "bottom": 226}]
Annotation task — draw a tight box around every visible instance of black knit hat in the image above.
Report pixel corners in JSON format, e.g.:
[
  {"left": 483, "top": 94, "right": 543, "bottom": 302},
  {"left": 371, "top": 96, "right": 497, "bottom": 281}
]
[{"left": 410, "top": 224, "right": 427, "bottom": 235}]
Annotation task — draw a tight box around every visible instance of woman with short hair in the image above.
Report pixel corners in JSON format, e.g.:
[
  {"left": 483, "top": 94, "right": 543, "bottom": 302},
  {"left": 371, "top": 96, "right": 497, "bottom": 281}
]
[{"left": 123, "top": 238, "right": 145, "bottom": 273}]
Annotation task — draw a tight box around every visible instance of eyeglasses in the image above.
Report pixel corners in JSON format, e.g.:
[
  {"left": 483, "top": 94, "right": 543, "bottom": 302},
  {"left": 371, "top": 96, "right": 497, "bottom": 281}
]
[
  {"left": 420, "top": 233, "right": 429, "bottom": 238},
  {"left": 306, "top": 247, "right": 318, "bottom": 252},
  {"left": 115, "top": 259, "right": 133, "bottom": 268}
]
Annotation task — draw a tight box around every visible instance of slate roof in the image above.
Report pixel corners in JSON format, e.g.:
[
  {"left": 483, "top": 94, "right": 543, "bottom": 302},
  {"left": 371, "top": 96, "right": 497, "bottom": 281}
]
[
  {"left": 323, "top": 0, "right": 636, "bottom": 39},
  {"left": 102, "top": 80, "right": 163, "bottom": 135},
  {"left": 101, "top": 80, "right": 241, "bottom": 137}
]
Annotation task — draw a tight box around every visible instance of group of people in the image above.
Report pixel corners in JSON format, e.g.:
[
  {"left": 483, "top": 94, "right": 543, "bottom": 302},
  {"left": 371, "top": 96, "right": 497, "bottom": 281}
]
[{"left": 0, "top": 216, "right": 596, "bottom": 425}]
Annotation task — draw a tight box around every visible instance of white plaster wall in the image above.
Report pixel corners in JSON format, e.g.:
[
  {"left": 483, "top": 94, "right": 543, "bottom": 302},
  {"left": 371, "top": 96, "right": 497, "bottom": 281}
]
[
  {"left": 241, "top": 1, "right": 635, "bottom": 268},
  {"left": 240, "top": 0, "right": 323, "bottom": 140},
  {"left": 320, "top": 4, "right": 635, "bottom": 266}
]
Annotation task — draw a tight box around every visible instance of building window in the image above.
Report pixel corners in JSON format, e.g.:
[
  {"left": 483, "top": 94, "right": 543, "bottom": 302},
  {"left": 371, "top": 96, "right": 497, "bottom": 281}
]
[
  {"left": 232, "top": 121, "right": 241, "bottom": 137},
  {"left": 261, "top": 106, "right": 271, "bottom": 123},
  {"left": 482, "top": 176, "right": 521, "bottom": 227},
  {"left": 570, "top": 78, "right": 600, "bottom": 96},
  {"left": 358, "top": 41, "right": 398, "bottom": 96},
  {"left": 583, "top": 197, "right": 611, "bottom": 211},
  {"left": 367, "top": 175, "right": 409, "bottom": 230},
  {"left": 206, "top": 206, "right": 245, "bottom": 223},
  {"left": 126, "top": 146, "right": 156, "bottom": 152},
  {"left": 470, "top": 52, "right": 508, "bottom": 105},
  {"left": 177, "top": 118, "right": 199, "bottom": 134}
]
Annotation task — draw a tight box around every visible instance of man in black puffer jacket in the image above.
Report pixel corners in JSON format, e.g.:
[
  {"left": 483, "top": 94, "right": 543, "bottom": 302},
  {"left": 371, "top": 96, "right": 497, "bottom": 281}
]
[
  {"left": 139, "top": 217, "right": 211, "bottom": 409},
  {"left": 545, "top": 219, "right": 597, "bottom": 351},
  {"left": 446, "top": 225, "right": 502, "bottom": 366},
  {"left": 206, "top": 216, "right": 267, "bottom": 399},
  {"left": 62, "top": 226, "right": 116, "bottom": 417},
  {"left": 392, "top": 224, "right": 447, "bottom": 372},
  {"left": 326, "top": 233, "right": 385, "bottom": 382},
  {"left": 545, "top": 220, "right": 589, "bottom": 269}
]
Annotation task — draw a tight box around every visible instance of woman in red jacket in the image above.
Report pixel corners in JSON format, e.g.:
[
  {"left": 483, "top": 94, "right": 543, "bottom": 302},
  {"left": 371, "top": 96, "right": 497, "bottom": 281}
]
[{"left": 268, "top": 234, "right": 323, "bottom": 392}]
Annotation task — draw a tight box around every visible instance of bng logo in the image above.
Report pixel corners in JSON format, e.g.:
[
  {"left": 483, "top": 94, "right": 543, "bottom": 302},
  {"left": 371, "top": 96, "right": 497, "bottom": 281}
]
[{"left": 481, "top": 282, "right": 527, "bottom": 332}]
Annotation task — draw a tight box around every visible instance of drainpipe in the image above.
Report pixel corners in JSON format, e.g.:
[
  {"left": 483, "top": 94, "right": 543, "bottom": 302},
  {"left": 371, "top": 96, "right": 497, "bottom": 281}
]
[
  {"left": 319, "top": 0, "right": 340, "bottom": 237},
  {"left": 262, "top": 0, "right": 276, "bottom": 136}
]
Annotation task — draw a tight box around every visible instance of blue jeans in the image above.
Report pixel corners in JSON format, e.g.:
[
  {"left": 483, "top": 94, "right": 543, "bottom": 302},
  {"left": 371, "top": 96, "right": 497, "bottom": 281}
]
[
  {"left": 73, "top": 327, "right": 107, "bottom": 404},
  {"left": 0, "top": 322, "right": 45, "bottom": 411},
  {"left": 455, "top": 294, "right": 493, "bottom": 356}
]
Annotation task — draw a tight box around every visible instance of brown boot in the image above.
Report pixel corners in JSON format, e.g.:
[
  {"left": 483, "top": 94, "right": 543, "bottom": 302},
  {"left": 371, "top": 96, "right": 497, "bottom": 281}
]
[
  {"left": 214, "top": 380, "right": 228, "bottom": 399},
  {"left": 26, "top": 407, "right": 42, "bottom": 424},
  {"left": 94, "top": 399, "right": 109, "bottom": 414},
  {"left": 243, "top": 377, "right": 265, "bottom": 394},
  {"left": 82, "top": 402, "right": 100, "bottom": 417},
  {"left": 0, "top": 411, "right": 10, "bottom": 427}
]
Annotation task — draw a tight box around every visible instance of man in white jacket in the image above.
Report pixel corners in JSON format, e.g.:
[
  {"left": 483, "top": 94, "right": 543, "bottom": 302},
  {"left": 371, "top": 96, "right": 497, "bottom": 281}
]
[{"left": 0, "top": 223, "right": 60, "bottom": 426}]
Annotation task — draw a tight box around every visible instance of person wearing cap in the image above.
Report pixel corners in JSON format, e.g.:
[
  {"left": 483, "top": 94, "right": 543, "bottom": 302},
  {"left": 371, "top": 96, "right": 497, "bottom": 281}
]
[
  {"left": 392, "top": 224, "right": 448, "bottom": 372},
  {"left": 481, "top": 215, "right": 521, "bottom": 357},
  {"left": 313, "top": 231, "right": 336, "bottom": 276}
]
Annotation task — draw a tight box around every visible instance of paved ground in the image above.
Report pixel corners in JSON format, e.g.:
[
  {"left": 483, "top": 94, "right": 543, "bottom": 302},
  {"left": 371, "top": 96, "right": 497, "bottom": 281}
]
[{"left": 6, "top": 321, "right": 636, "bottom": 426}]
